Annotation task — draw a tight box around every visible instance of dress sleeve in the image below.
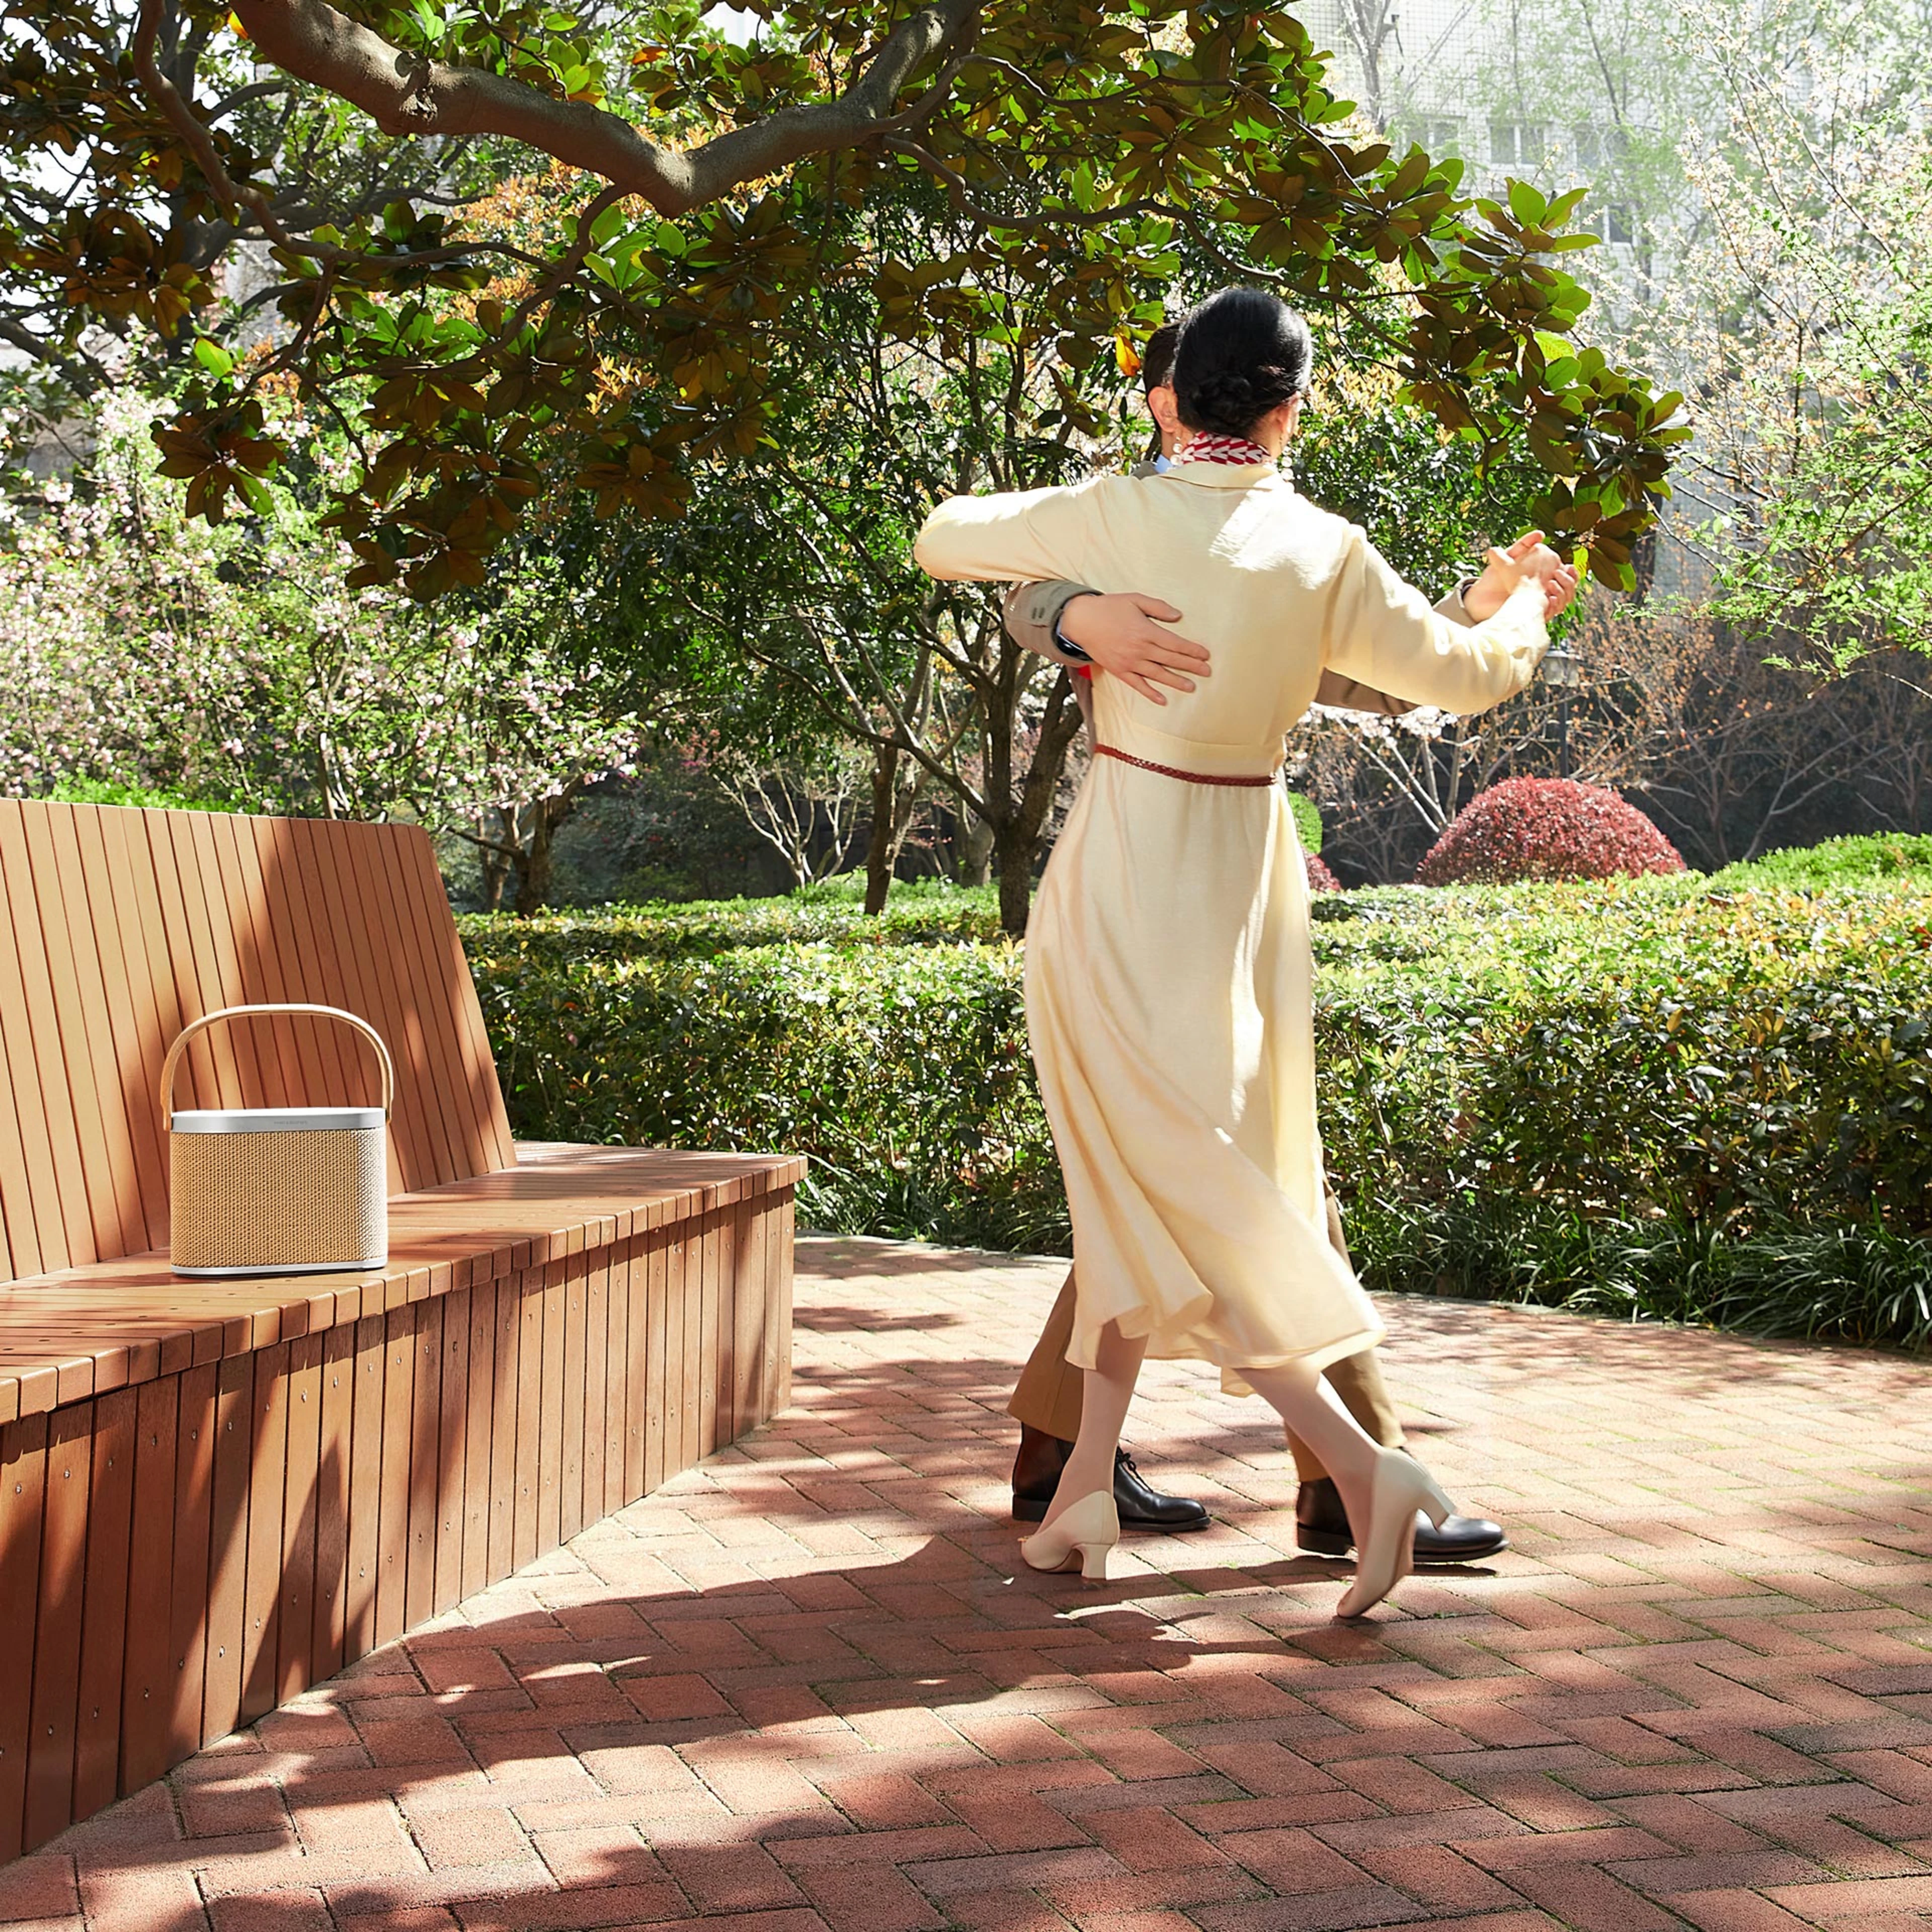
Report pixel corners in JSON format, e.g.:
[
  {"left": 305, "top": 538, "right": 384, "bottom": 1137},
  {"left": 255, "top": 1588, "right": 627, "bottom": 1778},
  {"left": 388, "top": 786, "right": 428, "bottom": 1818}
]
[
  {"left": 1321, "top": 528, "right": 1547, "bottom": 716},
  {"left": 915, "top": 479, "right": 1106, "bottom": 585}
]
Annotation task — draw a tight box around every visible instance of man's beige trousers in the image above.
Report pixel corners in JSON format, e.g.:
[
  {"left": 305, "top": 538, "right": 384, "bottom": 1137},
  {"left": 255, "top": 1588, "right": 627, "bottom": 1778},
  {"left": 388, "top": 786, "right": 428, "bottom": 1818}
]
[{"left": 1007, "top": 1189, "right": 1403, "bottom": 1480}]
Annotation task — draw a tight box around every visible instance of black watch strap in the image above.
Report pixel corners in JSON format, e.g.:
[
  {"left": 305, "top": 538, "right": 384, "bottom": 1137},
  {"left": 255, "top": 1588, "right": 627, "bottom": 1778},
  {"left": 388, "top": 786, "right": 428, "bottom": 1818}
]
[{"left": 1052, "top": 590, "right": 1099, "bottom": 663}]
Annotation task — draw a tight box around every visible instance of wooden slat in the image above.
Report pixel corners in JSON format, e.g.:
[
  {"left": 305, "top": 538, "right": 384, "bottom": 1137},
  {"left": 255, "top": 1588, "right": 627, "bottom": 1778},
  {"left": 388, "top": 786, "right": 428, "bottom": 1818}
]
[
  {"left": 734, "top": 1200, "right": 764, "bottom": 1444},
  {"left": 66, "top": 811, "right": 168, "bottom": 1256},
  {"left": 512, "top": 1278, "right": 542, "bottom": 1571},
  {"left": 367, "top": 826, "right": 470, "bottom": 1188},
  {"left": 173, "top": 812, "right": 269, "bottom": 1111},
  {"left": 278, "top": 1334, "right": 322, "bottom": 1707},
  {"left": 240, "top": 1340, "right": 290, "bottom": 1726},
  {"left": 487, "top": 1279, "right": 520, "bottom": 1585},
  {"left": 374, "top": 1306, "right": 414, "bottom": 1648},
  {"left": 461, "top": 1282, "right": 496, "bottom": 1602},
  {"left": 311, "top": 1325, "right": 355, "bottom": 1683},
  {"left": 25, "top": 1399, "right": 92, "bottom": 1848},
  {"left": 202, "top": 1352, "right": 255, "bottom": 1745},
  {"left": 774, "top": 1194, "right": 795, "bottom": 1417},
  {"left": 210, "top": 813, "right": 304, "bottom": 1113},
  {"left": 0, "top": 804, "right": 97, "bottom": 1272},
  {"left": 704, "top": 1207, "right": 729, "bottom": 1458},
  {"left": 251, "top": 819, "right": 349, "bottom": 1122},
  {"left": 286, "top": 819, "right": 401, "bottom": 1194},
  {"left": 27, "top": 807, "right": 146, "bottom": 1265},
  {"left": 560, "top": 1253, "right": 587, "bottom": 1547},
  {"left": 583, "top": 1250, "right": 608, "bottom": 1528},
  {"left": 335, "top": 826, "right": 451, "bottom": 1189},
  {"left": 121, "top": 1376, "right": 179, "bottom": 1793},
  {"left": 88, "top": 809, "right": 178, "bottom": 1254},
  {"left": 166, "top": 1365, "right": 216, "bottom": 1765},
  {"left": 537, "top": 1259, "right": 566, "bottom": 1558},
  {"left": 0, "top": 906, "right": 47, "bottom": 1282},
  {"left": 0, "top": 1413, "right": 49, "bottom": 1862},
  {"left": 404, "top": 1296, "right": 441, "bottom": 1631},
  {"left": 136, "top": 810, "right": 221, "bottom": 1118},
  {"left": 661, "top": 1232, "right": 686, "bottom": 1486},
  {"left": 397, "top": 827, "right": 513, "bottom": 1171},
  {"left": 73, "top": 1386, "right": 135, "bottom": 1821},
  {"left": 682, "top": 1227, "right": 704, "bottom": 1473},
  {"left": 344, "top": 1314, "right": 385, "bottom": 1665},
  {"left": 433, "top": 1287, "right": 469, "bottom": 1616},
  {"left": 637, "top": 1237, "right": 663, "bottom": 1502}
]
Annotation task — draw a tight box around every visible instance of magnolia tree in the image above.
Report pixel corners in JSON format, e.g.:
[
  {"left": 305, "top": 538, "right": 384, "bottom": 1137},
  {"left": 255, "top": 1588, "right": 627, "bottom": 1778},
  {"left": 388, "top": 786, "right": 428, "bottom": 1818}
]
[{"left": 0, "top": 0, "right": 1684, "bottom": 604}]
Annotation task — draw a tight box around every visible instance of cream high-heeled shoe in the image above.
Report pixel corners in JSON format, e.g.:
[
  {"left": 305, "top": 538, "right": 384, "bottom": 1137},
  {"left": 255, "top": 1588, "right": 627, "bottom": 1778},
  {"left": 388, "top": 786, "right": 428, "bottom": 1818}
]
[
  {"left": 1019, "top": 1490, "right": 1119, "bottom": 1581},
  {"left": 1335, "top": 1449, "right": 1454, "bottom": 1619}
]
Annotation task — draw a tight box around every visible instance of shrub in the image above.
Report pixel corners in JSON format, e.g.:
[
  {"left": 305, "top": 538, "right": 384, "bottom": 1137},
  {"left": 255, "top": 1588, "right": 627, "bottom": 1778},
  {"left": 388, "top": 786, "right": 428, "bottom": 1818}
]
[
  {"left": 1306, "top": 853, "right": 1342, "bottom": 893},
  {"left": 47, "top": 776, "right": 238, "bottom": 813},
  {"left": 1416, "top": 777, "right": 1686, "bottom": 886},
  {"left": 1288, "top": 792, "right": 1323, "bottom": 853},
  {"left": 1713, "top": 833, "right": 1932, "bottom": 890},
  {"left": 464, "top": 872, "right": 1932, "bottom": 1346}
]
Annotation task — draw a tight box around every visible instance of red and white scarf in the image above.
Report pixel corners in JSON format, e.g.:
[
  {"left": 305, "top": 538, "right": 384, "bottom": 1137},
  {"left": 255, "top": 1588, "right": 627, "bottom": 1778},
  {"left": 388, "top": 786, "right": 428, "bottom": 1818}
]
[{"left": 1173, "top": 432, "right": 1275, "bottom": 466}]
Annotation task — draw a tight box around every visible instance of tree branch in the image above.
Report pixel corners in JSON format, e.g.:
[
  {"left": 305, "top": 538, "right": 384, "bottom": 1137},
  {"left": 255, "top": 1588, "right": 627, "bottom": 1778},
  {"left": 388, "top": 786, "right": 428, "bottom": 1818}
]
[{"left": 224, "top": 0, "right": 981, "bottom": 216}]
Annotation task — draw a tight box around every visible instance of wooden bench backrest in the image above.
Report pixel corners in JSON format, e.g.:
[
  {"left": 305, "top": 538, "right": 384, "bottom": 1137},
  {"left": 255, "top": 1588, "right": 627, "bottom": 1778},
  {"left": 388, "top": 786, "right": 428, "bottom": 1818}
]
[{"left": 0, "top": 801, "right": 515, "bottom": 1285}]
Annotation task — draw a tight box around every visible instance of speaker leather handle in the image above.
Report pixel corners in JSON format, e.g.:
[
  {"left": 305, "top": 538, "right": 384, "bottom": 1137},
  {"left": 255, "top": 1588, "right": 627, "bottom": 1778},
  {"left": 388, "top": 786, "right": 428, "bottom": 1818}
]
[{"left": 161, "top": 1004, "right": 395, "bottom": 1129}]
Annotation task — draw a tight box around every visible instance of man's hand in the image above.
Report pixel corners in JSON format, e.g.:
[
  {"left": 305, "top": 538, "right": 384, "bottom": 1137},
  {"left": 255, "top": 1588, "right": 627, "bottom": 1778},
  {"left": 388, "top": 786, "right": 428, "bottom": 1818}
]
[
  {"left": 1463, "top": 530, "right": 1581, "bottom": 623},
  {"left": 1058, "top": 592, "right": 1212, "bottom": 705}
]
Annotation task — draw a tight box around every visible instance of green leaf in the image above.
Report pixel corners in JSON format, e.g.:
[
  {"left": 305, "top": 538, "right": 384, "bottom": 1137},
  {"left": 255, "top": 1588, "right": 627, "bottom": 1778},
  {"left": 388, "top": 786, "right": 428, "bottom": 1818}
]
[{"left": 192, "top": 337, "right": 234, "bottom": 378}]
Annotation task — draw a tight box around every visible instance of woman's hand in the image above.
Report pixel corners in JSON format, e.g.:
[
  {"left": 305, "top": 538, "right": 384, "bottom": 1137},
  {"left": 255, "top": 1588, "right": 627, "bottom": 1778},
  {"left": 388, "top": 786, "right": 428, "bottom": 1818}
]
[
  {"left": 1058, "top": 592, "right": 1213, "bottom": 705},
  {"left": 1463, "top": 530, "right": 1580, "bottom": 622}
]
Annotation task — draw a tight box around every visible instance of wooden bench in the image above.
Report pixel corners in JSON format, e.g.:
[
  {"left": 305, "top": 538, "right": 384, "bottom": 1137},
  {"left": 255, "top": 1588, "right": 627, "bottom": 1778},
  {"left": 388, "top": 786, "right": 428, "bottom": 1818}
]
[{"left": 0, "top": 800, "right": 801, "bottom": 1860}]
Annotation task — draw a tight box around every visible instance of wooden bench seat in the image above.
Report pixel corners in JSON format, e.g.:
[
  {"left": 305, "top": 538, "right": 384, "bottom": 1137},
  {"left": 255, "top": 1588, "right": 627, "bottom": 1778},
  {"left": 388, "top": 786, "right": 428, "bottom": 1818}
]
[{"left": 0, "top": 802, "right": 801, "bottom": 1861}]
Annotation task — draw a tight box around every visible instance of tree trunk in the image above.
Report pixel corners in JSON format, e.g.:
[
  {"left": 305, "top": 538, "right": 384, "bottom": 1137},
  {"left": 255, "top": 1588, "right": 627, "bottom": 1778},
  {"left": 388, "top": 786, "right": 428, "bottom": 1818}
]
[
  {"left": 480, "top": 809, "right": 512, "bottom": 910},
  {"left": 510, "top": 788, "right": 582, "bottom": 915},
  {"left": 993, "top": 819, "right": 1035, "bottom": 937},
  {"left": 953, "top": 813, "right": 994, "bottom": 887},
  {"left": 864, "top": 743, "right": 918, "bottom": 914}
]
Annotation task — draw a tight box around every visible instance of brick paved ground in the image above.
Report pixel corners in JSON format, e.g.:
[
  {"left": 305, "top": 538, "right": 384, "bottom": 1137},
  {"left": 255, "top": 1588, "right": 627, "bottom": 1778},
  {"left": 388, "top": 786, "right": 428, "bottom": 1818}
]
[{"left": 6, "top": 1235, "right": 1932, "bottom": 1932}]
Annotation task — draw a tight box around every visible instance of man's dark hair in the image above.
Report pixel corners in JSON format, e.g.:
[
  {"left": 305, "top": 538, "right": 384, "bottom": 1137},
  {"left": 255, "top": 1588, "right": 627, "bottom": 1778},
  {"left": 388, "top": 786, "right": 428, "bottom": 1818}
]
[
  {"left": 1172, "top": 287, "right": 1314, "bottom": 438},
  {"left": 1141, "top": 320, "right": 1182, "bottom": 393}
]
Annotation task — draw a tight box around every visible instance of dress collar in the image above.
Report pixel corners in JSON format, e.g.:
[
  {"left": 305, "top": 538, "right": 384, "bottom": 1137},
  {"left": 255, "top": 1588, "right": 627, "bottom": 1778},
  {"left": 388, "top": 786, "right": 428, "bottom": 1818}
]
[{"left": 1165, "top": 459, "right": 1286, "bottom": 490}]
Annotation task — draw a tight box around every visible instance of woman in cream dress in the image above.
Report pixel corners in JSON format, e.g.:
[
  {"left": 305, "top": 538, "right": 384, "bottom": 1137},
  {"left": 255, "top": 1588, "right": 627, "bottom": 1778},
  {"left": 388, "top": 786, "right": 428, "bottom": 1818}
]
[{"left": 915, "top": 289, "right": 1562, "bottom": 1616}]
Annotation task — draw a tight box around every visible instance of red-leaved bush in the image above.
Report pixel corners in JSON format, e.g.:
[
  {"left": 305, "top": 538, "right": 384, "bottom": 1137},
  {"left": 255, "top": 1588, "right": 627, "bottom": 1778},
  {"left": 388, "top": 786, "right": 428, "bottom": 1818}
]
[
  {"left": 1416, "top": 778, "right": 1686, "bottom": 886},
  {"left": 1306, "top": 852, "right": 1342, "bottom": 892}
]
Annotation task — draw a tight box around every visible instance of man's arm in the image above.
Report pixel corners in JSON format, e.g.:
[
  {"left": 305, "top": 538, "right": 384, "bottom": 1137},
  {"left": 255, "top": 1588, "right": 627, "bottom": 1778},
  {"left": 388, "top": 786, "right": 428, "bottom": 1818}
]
[{"left": 1001, "top": 581, "right": 1212, "bottom": 706}]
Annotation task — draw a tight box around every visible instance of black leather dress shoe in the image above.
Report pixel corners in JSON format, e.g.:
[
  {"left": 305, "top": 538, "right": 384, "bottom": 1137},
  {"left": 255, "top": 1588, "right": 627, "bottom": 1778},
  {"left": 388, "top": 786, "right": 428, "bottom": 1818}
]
[
  {"left": 1011, "top": 1425, "right": 1211, "bottom": 1532},
  {"left": 1296, "top": 1475, "right": 1508, "bottom": 1565}
]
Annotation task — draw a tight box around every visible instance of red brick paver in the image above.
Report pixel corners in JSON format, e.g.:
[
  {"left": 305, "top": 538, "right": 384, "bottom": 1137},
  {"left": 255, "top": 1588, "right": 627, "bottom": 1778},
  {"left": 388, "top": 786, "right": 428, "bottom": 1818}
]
[{"left": 8, "top": 1237, "right": 1931, "bottom": 1931}]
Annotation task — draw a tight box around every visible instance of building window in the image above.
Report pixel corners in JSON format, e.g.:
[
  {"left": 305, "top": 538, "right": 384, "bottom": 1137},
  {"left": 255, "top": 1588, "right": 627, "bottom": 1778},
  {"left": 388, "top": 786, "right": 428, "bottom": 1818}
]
[
  {"left": 1603, "top": 206, "right": 1636, "bottom": 243},
  {"left": 1414, "top": 117, "right": 1462, "bottom": 153},
  {"left": 1575, "top": 124, "right": 1631, "bottom": 172},
  {"left": 1490, "top": 121, "right": 1544, "bottom": 165}
]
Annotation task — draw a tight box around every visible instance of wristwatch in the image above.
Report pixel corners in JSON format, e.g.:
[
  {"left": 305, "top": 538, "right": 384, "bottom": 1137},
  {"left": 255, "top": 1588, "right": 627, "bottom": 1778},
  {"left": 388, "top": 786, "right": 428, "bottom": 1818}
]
[{"left": 1052, "top": 590, "right": 1099, "bottom": 664}]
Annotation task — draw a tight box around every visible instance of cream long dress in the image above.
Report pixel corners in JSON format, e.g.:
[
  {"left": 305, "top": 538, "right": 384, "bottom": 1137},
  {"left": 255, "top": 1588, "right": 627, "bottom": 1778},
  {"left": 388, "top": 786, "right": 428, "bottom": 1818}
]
[{"left": 915, "top": 458, "right": 1549, "bottom": 1391}]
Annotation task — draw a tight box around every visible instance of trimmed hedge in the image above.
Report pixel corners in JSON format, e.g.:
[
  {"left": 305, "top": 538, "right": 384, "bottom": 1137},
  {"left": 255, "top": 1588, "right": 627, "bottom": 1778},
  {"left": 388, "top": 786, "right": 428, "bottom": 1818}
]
[
  {"left": 464, "top": 872, "right": 1932, "bottom": 1349},
  {"left": 1417, "top": 778, "right": 1687, "bottom": 885},
  {"left": 1712, "top": 833, "right": 1932, "bottom": 890}
]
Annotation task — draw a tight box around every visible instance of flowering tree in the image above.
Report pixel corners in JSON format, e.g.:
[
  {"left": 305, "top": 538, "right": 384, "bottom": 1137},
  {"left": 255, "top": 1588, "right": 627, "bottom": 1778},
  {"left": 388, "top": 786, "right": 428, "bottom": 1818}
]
[{"left": 0, "top": 392, "right": 640, "bottom": 908}]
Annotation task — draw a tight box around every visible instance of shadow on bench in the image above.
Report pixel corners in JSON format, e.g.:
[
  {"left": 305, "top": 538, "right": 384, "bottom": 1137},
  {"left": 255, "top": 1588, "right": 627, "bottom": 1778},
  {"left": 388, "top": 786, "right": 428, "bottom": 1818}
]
[{"left": 0, "top": 802, "right": 800, "bottom": 1861}]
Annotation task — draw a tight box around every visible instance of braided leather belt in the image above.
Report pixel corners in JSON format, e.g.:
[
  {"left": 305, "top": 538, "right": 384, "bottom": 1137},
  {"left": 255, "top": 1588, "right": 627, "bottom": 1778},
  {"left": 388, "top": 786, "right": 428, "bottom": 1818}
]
[{"left": 1094, "top": 744, "right": 1278, "bottom": 788}]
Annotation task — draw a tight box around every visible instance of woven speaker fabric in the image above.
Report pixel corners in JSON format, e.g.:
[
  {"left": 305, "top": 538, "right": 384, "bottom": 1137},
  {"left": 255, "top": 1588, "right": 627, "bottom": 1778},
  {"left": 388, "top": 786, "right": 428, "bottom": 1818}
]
[{"left": 170, "top": 1125, "right": 386, "bottom": 1271}]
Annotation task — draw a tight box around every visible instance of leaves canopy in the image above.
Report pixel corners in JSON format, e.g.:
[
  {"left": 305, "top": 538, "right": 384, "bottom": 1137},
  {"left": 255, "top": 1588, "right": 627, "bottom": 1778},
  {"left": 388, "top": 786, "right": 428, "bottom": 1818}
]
[{"left": 1, "top": 0, "right": 1686, "bottom": 594}]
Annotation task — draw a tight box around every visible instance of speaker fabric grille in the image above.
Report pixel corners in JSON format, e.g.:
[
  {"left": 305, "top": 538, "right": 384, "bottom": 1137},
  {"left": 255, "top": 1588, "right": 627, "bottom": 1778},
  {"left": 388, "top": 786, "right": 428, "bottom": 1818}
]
[{"left": 170, "top": 1125, "right": 386, "bottom": 1272}]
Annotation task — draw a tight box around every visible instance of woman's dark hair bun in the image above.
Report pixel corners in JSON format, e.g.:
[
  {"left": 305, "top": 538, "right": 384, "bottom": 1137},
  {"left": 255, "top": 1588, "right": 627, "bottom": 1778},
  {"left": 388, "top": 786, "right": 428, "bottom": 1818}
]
[{"left": 1172, "top": 288, "right": 1314, "bottom": 441}]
